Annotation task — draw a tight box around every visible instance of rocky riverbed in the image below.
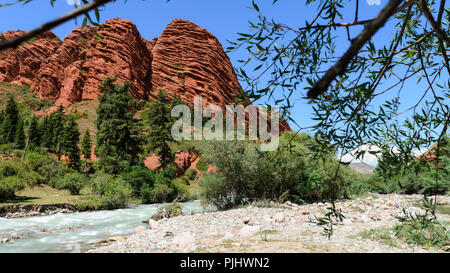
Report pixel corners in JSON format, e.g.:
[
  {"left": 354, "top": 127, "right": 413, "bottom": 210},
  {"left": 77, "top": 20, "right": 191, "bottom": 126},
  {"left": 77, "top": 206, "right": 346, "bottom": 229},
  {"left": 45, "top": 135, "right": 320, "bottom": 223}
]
[
  {"left": 0, "top": 203, "right": 77, "bottom": 218},
  {"left": 91, "top": 194, "right": 450, "bottom": 253}
]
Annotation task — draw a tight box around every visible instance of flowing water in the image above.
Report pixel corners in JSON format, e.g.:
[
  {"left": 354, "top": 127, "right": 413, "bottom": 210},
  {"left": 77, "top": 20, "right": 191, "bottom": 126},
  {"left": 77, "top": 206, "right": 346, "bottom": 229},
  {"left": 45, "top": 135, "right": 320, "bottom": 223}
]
[{"left": 0, "top": 201, "right": 204, "bottom": 253}]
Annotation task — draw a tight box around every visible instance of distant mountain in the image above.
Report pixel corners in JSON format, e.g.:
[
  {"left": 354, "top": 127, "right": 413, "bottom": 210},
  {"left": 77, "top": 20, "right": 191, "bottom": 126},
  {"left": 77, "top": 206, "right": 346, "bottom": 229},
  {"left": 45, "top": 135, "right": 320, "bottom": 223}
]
[{"left": 349, "top": 162, "right": 375, "bottom": 174}]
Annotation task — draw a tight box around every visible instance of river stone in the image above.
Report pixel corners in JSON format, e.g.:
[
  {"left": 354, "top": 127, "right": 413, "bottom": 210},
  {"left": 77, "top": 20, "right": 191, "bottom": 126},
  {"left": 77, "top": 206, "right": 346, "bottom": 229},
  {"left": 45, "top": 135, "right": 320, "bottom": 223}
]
[
  {"left": 134, "top": 225, "right": 147, "bottom": 234},
  {"left": 223, "top": 232, "right": 234, "bottom": 240},
  {"left": 148, "top": 219, "right": 160, "bottom": 230},
  {"left": 108, "top": 236, "right": 124, "bottom": 242},
  {"left": 172, "top": 233, "right": 195, "bottom": 248},
  {"left": 239, "top": 225, "right": 260, "bottom": 238},
  {"left": 200, "top": 238, "right": 215, "bottom": 245}
]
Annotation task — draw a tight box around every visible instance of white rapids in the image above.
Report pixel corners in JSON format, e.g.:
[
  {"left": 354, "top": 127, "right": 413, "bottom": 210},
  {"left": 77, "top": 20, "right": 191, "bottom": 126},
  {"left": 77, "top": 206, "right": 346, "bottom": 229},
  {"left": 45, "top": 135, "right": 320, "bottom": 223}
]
[{"left": 0, "top": 201, "right": 205, "bottom": 253}]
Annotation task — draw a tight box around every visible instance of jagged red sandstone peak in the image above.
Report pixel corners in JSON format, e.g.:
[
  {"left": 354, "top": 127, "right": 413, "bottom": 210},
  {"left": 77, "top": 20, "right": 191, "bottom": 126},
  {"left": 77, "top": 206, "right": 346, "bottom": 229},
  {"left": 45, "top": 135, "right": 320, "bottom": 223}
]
[
  {"left": 0, "top": 31, "right": 62, "bottom": 86},
  {"left": 0, "top": 18, "right": 290, "bottom": 131}
]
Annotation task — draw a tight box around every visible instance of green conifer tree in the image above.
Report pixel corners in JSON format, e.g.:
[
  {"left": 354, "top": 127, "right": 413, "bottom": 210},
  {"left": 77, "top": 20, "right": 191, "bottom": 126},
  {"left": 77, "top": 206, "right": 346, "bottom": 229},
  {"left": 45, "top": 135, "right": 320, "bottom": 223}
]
[
  {"left": 81, "top": 128, "right": 92, "bottom": 160},
  {"left": 50, "top": 105, "right": 66, "bottom": 156},
  {"left": 28, "top": 115, "right": 41, "bottom": 147},
  {"left": 0, "top": 110, "right": 4, "bottom": 143},
  {"left": 147, "top": 90, "right": 176, "bottom": 169},
  {"left": 40, "top": 115, "right": 53, "bottom": 149},
  {"left": 95, "top": 77, "right": 144, "bottom": 174},
  {"left": 15, "top": 117, "right": 25, "bottom": 149},
  {"left": 2, "top": 96, "right": 19, "bottom": 143},
  {"left": 61, "top": 117, "right": 81, "bottom": 170}
]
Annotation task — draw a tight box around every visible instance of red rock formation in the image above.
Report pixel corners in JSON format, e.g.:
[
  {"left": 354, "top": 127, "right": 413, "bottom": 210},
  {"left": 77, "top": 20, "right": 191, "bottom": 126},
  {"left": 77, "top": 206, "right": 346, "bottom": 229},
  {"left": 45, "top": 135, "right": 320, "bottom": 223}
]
[
  {"left": 144, "top": 151, "right": 199, "bottom": 176},
  {"left": 0, "top": 18, "right": 290, "bottom": 131},
  {"left": 31, "top": 18, "right": 152, "bottom": 106},
  {"left": 0, "top": 31, "right": 61, "bottom": 86},
  {"left": 150, "top": 19, "right": 243, "bottom": 106}
]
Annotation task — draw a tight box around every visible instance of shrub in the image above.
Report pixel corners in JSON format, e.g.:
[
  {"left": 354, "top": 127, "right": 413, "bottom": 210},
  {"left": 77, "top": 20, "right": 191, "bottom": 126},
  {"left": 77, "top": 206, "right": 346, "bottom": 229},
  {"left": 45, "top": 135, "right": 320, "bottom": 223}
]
[
  {"left": 196, "top": 156, "right": 208, "bottom": 172},
  {"left": 198, "top": 173, "right": 230, "bottom": 210},
  {"left": 53, "top": 173, "right": 88, "bottom": 195},
  {"left": 1, "top": 164, "right": 17, "bottom": 177},
  {"left": 195, "top": 133, "right": 367, "bottom": 209},
  {"left": 151, "top": 201, "right": 183, "bottom": 220},
  {"left": 394, "top": 197, "right": 449, "bottom": 249},
  {"left": 159, "top": 167, "right": 176, "bottom": 180},
  {"left": 196, "top": 140, "right": 259, "bottom": 208},
  {"left": 83, "top": 174, "right": 132, "bottom": 210},
  {"left": 154, "top": 168, "right": 175, "bottom": 189},
  {"left": 0, "top": 176, "right": 25, "bottom": 199},
  {"left": 148, "top": 184, "right": 173, "bottom": 203},
  {"left": 171, "top": 178, "right": 197, "bottom": 201},
  {"left": 185, "top": 169, "right": 198, "bottom": 180},
  {"left": 24, "top": 152, "right": 64, "bottom": 184},
  {"left": 120, "top": 165, "right": 155, "bottom": 196},
  {"left": 140, "top": 183, "right": 152, "bottom": 204}
]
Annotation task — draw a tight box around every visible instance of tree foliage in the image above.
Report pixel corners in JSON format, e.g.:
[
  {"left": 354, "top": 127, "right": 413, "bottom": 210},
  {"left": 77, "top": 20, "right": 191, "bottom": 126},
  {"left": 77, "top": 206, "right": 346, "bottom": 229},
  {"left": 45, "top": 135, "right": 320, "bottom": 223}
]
[
  {"left": 147, "top": 90, "right": 176, "bottom": 169},
  {"left": 81, "top": 128, "right": 92, "bottom": 160},
  {"left": 61, "top": 117, "right": 81, "bottom": 170},
  {"left": 229, "top": 0, "right": 449, "bottom": 168},
  {"left": 95, "top": 77, "right": 144, "bottom": 175},
  {"left": 1, "top": 96, "right": 19, "bottom": 143}
]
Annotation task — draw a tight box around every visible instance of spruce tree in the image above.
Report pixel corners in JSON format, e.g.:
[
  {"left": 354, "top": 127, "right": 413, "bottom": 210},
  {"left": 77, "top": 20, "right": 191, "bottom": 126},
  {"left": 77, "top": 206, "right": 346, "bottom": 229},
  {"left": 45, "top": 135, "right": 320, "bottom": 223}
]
[
  {"left": 40, "top": 115, "right": 53, "bottom": 149},
  {"left": 147, "top": 90, "right": 175, "bottom": 169},
  {"left": 28, "top": 115, "right": 41, "bottom": 147},
  {"left": 50, "top": 105, "right": 66, "bottom": 156},
  {"left": 0, "top": 110, "right": 4, "bottom": 143},
  {"left": 95, "top": 77, "right": 144, "bottom": 174},
  {"left": 2, "top": 96, "right": 19, "bottom": 143},
  {"left": 61, "top": 117, "right": 81, "bottom": 170},
  {"left": 15, "top": 117, "right": 25, "bottom": 149},
  {"left": 81, "top": 128, "right": 92, "bottom": 160}
]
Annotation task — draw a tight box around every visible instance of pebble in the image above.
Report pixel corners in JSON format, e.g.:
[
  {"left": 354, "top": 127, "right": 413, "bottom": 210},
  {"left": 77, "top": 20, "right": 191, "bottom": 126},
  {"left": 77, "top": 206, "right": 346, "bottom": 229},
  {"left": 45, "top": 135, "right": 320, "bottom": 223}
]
[{"left": 134, "top": 226, "right": 147, "bottom": 234}]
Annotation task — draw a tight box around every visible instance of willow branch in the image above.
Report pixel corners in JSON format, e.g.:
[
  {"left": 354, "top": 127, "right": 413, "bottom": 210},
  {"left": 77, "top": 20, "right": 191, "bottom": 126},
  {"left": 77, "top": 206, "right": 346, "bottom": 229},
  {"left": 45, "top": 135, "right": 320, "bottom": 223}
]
[
  {"left": 306, "top": 0, "right": 405, "bottom": 101},
  {"left": 419, "top": 0, "right": 450, "bottom": 44}
]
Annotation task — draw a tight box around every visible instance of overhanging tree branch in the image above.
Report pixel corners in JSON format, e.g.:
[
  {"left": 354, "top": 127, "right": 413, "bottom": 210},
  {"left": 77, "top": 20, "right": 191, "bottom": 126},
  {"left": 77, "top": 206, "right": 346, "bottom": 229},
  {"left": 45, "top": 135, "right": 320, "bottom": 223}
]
[
  {"left": 419, "top": 0, "right": 450, "bottom": 44},
  {"left": 306, "top": 0, "right": 405, "bottom": 101},
  {"left": 0, "top": 0, "right": 114, "bottom": 51}
]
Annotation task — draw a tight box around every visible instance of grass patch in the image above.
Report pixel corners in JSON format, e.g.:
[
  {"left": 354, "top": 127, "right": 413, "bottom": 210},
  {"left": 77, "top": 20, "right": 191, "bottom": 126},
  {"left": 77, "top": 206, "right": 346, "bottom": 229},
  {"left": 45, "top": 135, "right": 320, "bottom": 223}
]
[
  {"left": 68, "top": 99, "right": 99, "bottom": 136},
  {"left": 357, "top": 227, "right": 401, "bottom": 248},
  {"left": 0, "top": 184, "right": 91, "bottom": 207}
]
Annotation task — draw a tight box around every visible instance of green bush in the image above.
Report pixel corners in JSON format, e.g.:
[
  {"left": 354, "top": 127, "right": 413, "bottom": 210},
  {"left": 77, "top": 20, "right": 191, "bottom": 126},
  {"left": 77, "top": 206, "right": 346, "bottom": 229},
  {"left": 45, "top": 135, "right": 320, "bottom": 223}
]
[
  {"left": 394, "top": 197, "right": 449, "bottom": 249},
  {"left": 195, "top": 133, "right": 369, "bottom": 210},
  {"left": 53, "top": 173, "right": 88, "bottom": 195},
  {"left": 196, "top": 156, "right": 208, "bottom": 172},
  {"left": 196, "top": 140, "right": 260, "bottom": 208},
  {"left": 171, "top": 178, "right": 197, "bottom": 201},
  {"left": 24, "top": 152, "right": 64, "bottom": 184},
  {"left": 185, "top": 169, "right": 198, "bottom": 180},
  {"left": 151, "top": 201, "right": 183, "bottom": 220},
  {"left": 1, "top": 164, "right": 17, "bottom": 177},
  {"left": 198, "top": 173, "right": 229, "bottom": 210},
  {"left": 120, "top": 165, "right": 155, "bottom": 196},
  {"left": 159, "top": 167, "right": 176, "bottom": 180},
  {"left": 148, "top": 183, "right": 173, "bottom": 203},
  {"left": 154, "top": 167, "right": 175, "bottom": 188},
  {"left": 140, "top": 183, "right": 153, "bottom": 204},
  {"left": 370, "top": 138, "right": 450, "bottom": 195},
  {"left": 82, "top": 174, "right": 132, "bottom": 210},
  {"left": 0, "top": 176, "right": 25, "bottom": 199}
]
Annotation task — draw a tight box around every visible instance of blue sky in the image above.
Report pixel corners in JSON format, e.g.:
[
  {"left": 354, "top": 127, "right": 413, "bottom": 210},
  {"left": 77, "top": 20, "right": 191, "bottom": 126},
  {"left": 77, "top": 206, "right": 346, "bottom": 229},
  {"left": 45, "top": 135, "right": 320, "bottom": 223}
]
[{"left": 0, "top": 0, "right": 447, "bottom": 137}]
